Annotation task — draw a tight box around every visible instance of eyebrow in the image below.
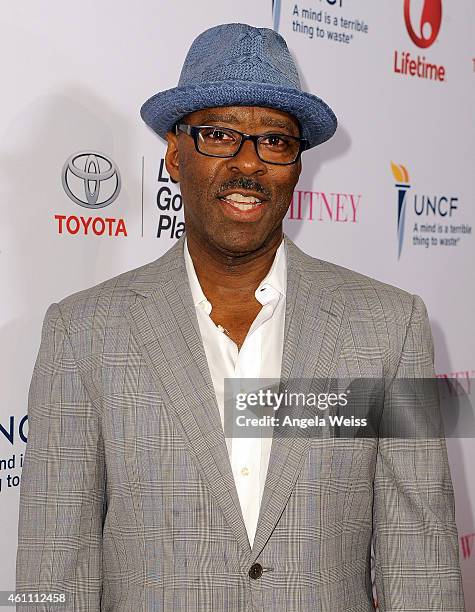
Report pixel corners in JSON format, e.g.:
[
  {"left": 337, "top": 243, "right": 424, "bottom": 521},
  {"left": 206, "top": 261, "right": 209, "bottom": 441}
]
[{"left": 199, "top": 113, "right": 298, "bottom": 134}]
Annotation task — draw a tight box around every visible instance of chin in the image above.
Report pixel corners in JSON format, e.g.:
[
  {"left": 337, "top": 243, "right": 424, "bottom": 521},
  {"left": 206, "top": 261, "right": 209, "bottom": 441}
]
[{"left": 212, "top": 230, "right": 271, "bottom": 256}]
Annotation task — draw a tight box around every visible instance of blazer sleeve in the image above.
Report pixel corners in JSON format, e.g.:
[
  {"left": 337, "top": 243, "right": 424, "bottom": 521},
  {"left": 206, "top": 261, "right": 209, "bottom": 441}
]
[
  {"left": 372, "top": 294, "right": 465, "bottom": 611},
  {"left": 16, "top": 303, "right": 105, "bottom": 611}
]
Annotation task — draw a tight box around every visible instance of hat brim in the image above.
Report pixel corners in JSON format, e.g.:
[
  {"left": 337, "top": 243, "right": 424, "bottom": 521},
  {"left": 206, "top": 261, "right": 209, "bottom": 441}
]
[{"left": 140, "top": 80, "right": 337, "bottom": 149}]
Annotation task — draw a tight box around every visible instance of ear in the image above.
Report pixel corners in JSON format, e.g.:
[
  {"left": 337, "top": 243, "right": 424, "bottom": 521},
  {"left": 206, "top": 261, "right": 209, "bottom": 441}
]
[{"left": 165, "top": 129, "right": 180, "bottom": 182}]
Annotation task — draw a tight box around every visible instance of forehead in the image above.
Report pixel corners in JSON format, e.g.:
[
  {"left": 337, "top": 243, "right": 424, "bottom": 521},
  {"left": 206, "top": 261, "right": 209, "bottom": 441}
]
[{"left": 182, "top": 105, "right": 300, "bottom": 133}]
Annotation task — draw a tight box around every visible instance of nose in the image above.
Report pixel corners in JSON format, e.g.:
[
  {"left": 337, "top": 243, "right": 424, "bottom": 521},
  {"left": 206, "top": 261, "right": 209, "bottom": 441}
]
[{"left": 225, "top": 137, "right": 267, "bottom": 176}]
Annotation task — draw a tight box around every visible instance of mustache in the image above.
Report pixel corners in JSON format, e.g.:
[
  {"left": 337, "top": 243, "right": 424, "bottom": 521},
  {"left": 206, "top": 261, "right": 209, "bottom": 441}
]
[{"left": 216, "top": 177, "right": 271, "bottom": 199}]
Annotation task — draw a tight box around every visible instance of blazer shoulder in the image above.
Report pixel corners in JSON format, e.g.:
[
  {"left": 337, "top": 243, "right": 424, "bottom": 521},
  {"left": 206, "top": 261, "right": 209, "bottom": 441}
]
[
  {"left": 53, "top": 239, "right": 184, "bottom": 328},
  {"left": 289, "top": 240, "right": 418, "bottom": 323}
]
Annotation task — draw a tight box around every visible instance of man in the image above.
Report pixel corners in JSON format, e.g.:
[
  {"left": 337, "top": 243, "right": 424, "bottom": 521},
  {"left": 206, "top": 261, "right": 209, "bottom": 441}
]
[{"left": 16, "top": 23, "right": 464, "bottom": 611}]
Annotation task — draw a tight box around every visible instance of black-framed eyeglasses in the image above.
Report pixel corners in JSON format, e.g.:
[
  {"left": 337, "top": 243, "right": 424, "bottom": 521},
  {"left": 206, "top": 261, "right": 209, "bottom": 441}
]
[{"left": 175, "top": 123, "right": 308, "bottom": 165}]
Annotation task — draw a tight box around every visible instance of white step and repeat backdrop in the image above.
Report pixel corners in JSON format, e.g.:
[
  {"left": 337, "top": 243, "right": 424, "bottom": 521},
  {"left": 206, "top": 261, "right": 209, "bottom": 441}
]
[{"left": 1, "top": 0, "right": 474, "bottom": 606}]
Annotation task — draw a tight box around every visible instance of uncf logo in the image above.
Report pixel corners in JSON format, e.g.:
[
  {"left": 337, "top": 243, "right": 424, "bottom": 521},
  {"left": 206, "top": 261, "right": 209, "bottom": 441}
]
[{"left": 403, "top": 0, "right": 442, "bottom": 48}]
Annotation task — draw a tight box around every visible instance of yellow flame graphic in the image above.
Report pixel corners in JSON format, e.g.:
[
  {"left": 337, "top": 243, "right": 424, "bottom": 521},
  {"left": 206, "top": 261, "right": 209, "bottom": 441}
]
[{"left": 390, "top": 162, "right": 410, "bottom": 184}]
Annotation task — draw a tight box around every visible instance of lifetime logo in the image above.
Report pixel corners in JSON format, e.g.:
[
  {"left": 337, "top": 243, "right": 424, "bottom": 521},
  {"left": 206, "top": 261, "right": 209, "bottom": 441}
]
[
  {"left": 394, "top": 0, "right": 446, "bottom": 82},
  {"left": 404, "top": 0, "right": 442, "bottom": 48}
]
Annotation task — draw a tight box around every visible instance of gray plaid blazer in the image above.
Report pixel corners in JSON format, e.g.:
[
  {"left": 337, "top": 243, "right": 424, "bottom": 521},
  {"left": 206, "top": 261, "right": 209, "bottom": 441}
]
[{"left": 16, "top": 234, "right": 465, "bottom": 611}]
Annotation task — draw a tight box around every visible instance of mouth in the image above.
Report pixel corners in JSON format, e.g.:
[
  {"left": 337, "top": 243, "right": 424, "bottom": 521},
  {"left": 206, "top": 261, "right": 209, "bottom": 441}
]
[
  {"left": 218, "top": 191, "right": 265, "bottom": 211},
  {"left": 216, "top": 191, "right": 267, "bottom": 222}
]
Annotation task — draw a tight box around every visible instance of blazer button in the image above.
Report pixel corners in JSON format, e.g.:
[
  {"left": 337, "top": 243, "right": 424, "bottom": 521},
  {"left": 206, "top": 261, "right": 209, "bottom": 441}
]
[{"left": 248, "top": 563, "right": 263, "bottom": 579}]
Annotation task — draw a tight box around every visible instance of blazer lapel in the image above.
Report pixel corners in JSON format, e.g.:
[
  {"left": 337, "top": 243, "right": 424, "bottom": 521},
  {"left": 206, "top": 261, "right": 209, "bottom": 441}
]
[
  {"left": 250, "top": 235, "right": 350, "bottom": 562},
  {"left": 125, "top": 234, "right": 350, "bottom": 563},
  {"left": 126, "top": 236, "right": 251, "bottom": 556}
]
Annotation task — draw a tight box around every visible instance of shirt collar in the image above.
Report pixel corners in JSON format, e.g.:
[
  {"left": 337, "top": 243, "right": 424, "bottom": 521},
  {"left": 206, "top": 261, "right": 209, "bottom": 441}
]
[
  {"left": 184, "top": 236, "right": 287, "bottom": 310},
  {"left": 184, "top": 237, "right": 209, "bottom": 309},
  {"left": 256, "top": 238, "right": 286, "bottom": 301}
]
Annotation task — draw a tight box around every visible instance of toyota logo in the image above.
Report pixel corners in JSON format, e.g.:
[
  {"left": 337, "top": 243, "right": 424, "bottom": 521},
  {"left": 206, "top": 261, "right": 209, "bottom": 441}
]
[{"left": 62, "top": 151, "right": 121, "bottom": 209}]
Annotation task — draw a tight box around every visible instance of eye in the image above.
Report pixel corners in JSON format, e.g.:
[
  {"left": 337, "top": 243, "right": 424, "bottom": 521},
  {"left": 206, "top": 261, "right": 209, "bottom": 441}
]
[
  {"left": 261, "top": 134, "right": 291, "bottom": 149},
  {"left": 200, "top": 127, "right": 236, "bottom": 142}
]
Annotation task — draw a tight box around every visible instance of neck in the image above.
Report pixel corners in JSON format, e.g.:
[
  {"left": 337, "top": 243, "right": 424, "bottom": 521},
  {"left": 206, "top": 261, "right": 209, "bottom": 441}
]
[{"left": 186, "top": 231, "right": 283, "bottom": 304}]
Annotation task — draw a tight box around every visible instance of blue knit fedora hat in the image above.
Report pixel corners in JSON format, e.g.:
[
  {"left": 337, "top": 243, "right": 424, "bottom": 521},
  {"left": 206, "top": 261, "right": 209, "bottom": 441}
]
[{"left": 140, "top": 23, "right": 337, "bottom": 149}]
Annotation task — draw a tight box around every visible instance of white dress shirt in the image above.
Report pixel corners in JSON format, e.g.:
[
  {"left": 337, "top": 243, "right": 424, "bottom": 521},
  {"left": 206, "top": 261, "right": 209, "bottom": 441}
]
[{"left": 183, "top": 237, "right": 286, "bottom": 547}]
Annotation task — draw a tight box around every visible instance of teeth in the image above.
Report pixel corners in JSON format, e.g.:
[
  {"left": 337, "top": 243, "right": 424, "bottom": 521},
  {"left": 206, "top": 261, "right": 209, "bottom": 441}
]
[
  {"left": 223, "top": 192, "right": 262, "bottom": 203},
  {"left": 228, "top": 201, "right": 261, "bottom": 210}
]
